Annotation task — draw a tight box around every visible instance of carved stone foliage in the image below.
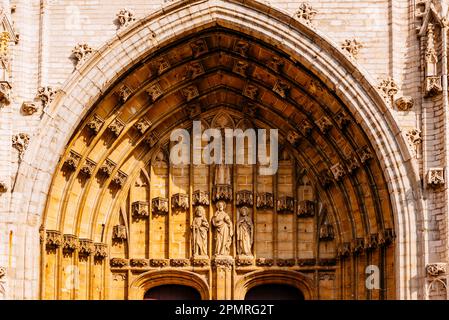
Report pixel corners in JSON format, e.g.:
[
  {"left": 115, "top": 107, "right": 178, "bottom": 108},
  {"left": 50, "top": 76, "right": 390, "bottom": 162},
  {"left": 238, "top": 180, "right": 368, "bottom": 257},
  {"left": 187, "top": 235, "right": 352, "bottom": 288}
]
[
  {"left": 12, "top": 133, "right": 30, "bottom": 162},
  {"left": 146, "top": 82, "right": 163, "bottom": 102},
  {"left": 112, "top": 225, "right": 127, "bottom": 241},
  {"left": 36, "top": 86, "right": 55, "bottom": 108},
  {"left": 134, "top": 117, "right": 152, "bottom": 135},
  {"left": 111, "top": 170, "right": 127, "bottom": 188},
  {"left": 46, "top": 230, "right": 62, "bottom": 249},
  {"left": 190, "top": 39, "right": 208, "bottom": 57},
  {"left": 132, "top": 201, "right": 149, "bottom": 218},
  {"left": 78, "top": 239, "right": 94, "bottom": 257},
  {"left": 395, "top": 96, "right": 414, "bottom": 111},
  {"left": 365, "top": 234, "right": 379, "bottom": 251},
  {"left": 86, "top": 114, "right": 104, "bottom": 135},
  {"left": 273, "top": 80, "right": 290, "bottom": 98},
  {"left": 110, "top": 258, "right": 128, "bottom": 268},
  {"left": 150, "top": 259, "right": 169, "bottom": 268},
  {"left": 171, "top": 193, "right": 189, "bottom": 211},
  {"left": 20, "top": 101, "right": 38, "bottom": 115},
  {"left": 170, "top": 259, "right": 190, "bottom": 267},
  {"left": 99, "top": 159, "right": 116, "bottom": 177},
  {"left": 62, "top": 234, "right": 79, "bottom": 254},
  {"left": 236, "top": 190, "right": 253, "bottom": 207},
  {"left": 330, "top": 163, "right": 345, "bottom": 181},
  {"left": 152, "top": 197, "right": 169, "bottom": 215},
  {"left": 297, "top": 200, "right": 314, "bottom": 217},
  {"left": 64, "top": 150, "right": 81, "bottom": 171},
  {"left": 276, "top": 196, "right": 294, "bottom": 213},
  {"left": 72, "top": 43, "right": 93, "bottom": 65},
  {"left": 377, "top": 77, "right": 398, "bottom": 104},
  {"left": 0, "top": 81, "right": 11, "bottom": 105},
  {"left": 108, "top": 118, "right": 126, "bottom": 137},
  {"left": 155, "top": 57, "right": 171, "bottom": 74},
  {"left": 80, "top": 158, "right": 96, "bottom": 177},
  {"left": 212, "top": 184, "right": 233, "bottom": 202},
  {"left": 405, "top": 128, "right": 422, "bottom": 156},
  {"left": 130, "top": 259, "right": 149, "bottom": 268},
  {"left": 116, "top": 8, "right": 136, "bottom": 28},
  {"left": 277, "top": 259, "right": 296, "bottom": 267},
  {"left": 426, "top": 263, "right": 447, "bottom": 277},
  {"left": 427, "top": 168, "right": 445, "bottom": 187},
  {"left": 256, "top": 258, "right": 274, "bottom": 267},
  {"left": 94, "top": 243, "right": 108, "bottom": 260},
  {"left": 294, "top": 3, "right": 317, "bottom": 27},
  {"left": 341, "top": 39, "right": 363, "bottom": 59},
  {"left": 191, "top": 257, "right": 210, "bottom": 267},
  {"left": 192, "top": 190, "right": 210, "bottom": 206},
  {"left": 212, "top": 256, "right": 234, "bottom": 269},
  {"left": 235, "top": 256, "right": 253, "bottom": 267},
  {"left": 256, "top": 192, "right": 274, "bottom": 209}
]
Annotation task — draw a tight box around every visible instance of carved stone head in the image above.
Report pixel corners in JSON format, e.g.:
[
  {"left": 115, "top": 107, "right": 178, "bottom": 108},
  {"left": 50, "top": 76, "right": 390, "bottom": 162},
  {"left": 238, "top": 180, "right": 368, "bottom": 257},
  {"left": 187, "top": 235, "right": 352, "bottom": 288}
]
[{"left": 216, "top": 200, "right": 226, "bottom": 211}]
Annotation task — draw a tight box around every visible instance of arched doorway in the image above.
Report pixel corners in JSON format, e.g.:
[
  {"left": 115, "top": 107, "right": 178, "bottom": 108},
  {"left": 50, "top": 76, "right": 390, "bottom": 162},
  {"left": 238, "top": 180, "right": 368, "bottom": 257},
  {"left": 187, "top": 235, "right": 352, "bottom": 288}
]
[
  {"left": 245, "top": 284, "right": 304, "bottom": 300},
  {"left": 144, "top": 285, "right": 201, "bottom": 300}
]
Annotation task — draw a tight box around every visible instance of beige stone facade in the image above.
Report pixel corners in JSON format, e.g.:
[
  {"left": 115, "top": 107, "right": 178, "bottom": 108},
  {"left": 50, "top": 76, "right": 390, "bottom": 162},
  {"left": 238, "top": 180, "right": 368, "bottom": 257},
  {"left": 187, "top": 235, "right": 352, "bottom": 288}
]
[{"left": 0, "top": 0, "right": 448, "bottom": 300}]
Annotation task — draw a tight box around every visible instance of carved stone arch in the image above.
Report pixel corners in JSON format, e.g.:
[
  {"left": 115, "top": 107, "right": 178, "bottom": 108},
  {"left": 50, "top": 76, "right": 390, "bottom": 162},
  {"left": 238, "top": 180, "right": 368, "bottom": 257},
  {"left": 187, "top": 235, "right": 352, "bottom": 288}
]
[
  {"left": 129, "top": 269, "right": 211, "bottom": 300},
  {"left": 234, "top": 269, "right": 315, "bottom": 300},
  {"left": 7, "top": 0, "right": 423, "bottom": 299}
]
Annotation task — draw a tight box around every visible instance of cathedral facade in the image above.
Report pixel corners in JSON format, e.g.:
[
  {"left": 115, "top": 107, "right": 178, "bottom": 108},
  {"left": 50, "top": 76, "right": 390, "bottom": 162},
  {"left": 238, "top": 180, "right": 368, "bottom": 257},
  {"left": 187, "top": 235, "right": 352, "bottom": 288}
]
[{"left": 0, "top": 0, "right": 447, "bottom": 300}]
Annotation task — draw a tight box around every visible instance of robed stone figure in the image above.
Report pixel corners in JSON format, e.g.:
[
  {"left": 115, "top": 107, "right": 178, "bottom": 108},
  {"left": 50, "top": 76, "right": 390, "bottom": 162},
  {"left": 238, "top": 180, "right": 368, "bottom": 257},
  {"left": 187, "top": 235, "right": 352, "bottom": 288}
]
[
  {"left": 212, "top": 201, "right": 233, "bottom": 256},
  {"left": 237, "top": 206, "right": 254, "bottom": 256},
  {"left": 191, "top": 206, "right": 209, "bottom": 256}
]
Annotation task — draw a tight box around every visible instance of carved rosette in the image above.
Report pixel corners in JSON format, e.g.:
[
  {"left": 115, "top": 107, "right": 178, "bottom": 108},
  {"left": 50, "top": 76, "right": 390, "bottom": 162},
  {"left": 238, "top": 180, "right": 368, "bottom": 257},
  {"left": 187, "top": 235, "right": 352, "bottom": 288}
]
[
  {"left": 256, "top": 192, "right": 274, "bottom": 209},
  {"left": 72, "top": 43, "right": 93, "bottom": 65},
  {"left": 152, "top": 197, "right": 169, "bottom": 215},
  {"left": 150, "top": 259, "right": 169, "bottom": 268},
  {"left": 108, "top": 118, "right": 126, "bottom": 137},
  {"left": 62, "top": 234, "right": 79, "bottom": 254},
  {"left": 94, "top": 243, "right": 108, "bottom": 260},
  {"left": 212, "top": 256, "right": 234, "bottom": 269},
  {"left": 116, "top": 8, "right": 136, "bottom": 28},
  {"left": 80, "top": 158, "right": 96, "bottom": 177},
  {"left": 78, "top": 239, "right": 94, "bottom": 257},
  {"left": 297, "top": 200, "right": 314, "bottom": 217},
  {"left": 426, "top": 263, "right": 447, "bottom": 277},
  {"left": 111, "top": 170, "right": 127, "bottom": 188},
  {"left": 0, "top": 81, "right": 11, "bottom": 105},
  {"left": 427, "top": 168, "right": 445, "bottom": 187},
  {"left": 134, "top": 117, "right": 152, "bottom": 135},
  {"left": 276, "top": 196, "right": 295, "bottom": 213},
  {"left": 294, "top": 3, "right": 317, "bottom": 27},
  {"left": 130, "top": 259, "right": 149, "bottom": 268},
  {"left": 21, "top": 101, "right": 38, "bottom": 115},
  {"left": 236, "top": 190, "right": 253, "bottom": 207},
  {"left": 192, "top": 190, "right": 210, "bottom": 206},
  {"left": 394, "top": 96, "right": 414, "bottom": 111},
  {"left": 12, "top": 133, "right": 30, "bottom": 162},
  {"left": 110, "top": 258, "right": 129, "bottom": 268},
  {"left": 190, "top": 39, "right": 208, "bottom": 57},
  {"left": 212, "top": 184, "right": 233, "bottom": 202},
  {"left": 170, "top": 259, "right": 190, "bottom": 267},
  {"left": 99, "top": 159, "right": 116, "bottom": 177},
  {"left": 132, "top": 201, "right": 149, "bottom": 218},
  {"left": 256, "top": 258, "right": 274, "bottom": 267},
  {"left": 46, "top": 230, "right": 62, "bottom": 249},
  {"left": 171, "top": 193, "right": 189, "bottom": 211},
  {"left": 112, "top": 225, "right": 127, "bottom": 241},
  {"left": 277, "top": 259, "right": 296, "bottom": 267}
]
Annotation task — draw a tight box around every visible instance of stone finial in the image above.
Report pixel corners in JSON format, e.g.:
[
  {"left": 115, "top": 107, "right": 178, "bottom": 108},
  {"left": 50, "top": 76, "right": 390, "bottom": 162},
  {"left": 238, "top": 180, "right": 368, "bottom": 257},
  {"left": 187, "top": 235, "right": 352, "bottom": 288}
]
[
  {"left": 12, "top": 133, "right": 30, "bottom": 162},
  {"left": 72, "top": 43, "right": 93, "bottom": 65},
  {"left": 427, "top": 168, "right": 445, "bottom": 187},
  {"left": 341, "top": 39, "right": 363, "bottom": 59},
  {"left": 116, "top": 8, "right": 136, "bottom": 28},
  {"left": 294, "top": 3, "right": 317, "bottom": 26},
  {"left": 394, "top": 96, "right": 414, "bottom": 111}
]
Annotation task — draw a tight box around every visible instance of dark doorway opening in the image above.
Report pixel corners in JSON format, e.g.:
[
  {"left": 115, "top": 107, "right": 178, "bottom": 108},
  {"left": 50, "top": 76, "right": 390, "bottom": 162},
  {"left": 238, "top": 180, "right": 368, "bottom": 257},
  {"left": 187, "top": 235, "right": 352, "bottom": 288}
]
[
  {"left": 244, "top": 284, "right": 304, "bottom": 300},
  {"left": 144, "top": 284, "right": 201, "bottom": 300}
]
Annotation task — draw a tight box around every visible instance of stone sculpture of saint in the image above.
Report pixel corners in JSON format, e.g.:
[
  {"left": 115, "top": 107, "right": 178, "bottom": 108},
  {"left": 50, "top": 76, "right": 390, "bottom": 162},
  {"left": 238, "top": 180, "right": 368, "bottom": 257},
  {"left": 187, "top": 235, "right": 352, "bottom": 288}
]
[
  {"left": 191, "top": 206, "right": 209, "bottom": 257},
  {"left": 237, "top": 206, "right": 253, "bottom": 256},
  {"left": 211, "top": 201, "right": 233, "bottom": 256}
]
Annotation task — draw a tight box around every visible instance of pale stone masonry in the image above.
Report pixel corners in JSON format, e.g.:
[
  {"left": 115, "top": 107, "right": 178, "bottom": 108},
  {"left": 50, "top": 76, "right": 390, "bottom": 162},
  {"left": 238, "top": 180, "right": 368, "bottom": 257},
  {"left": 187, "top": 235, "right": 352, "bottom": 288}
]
[{"left": 0, "top": 0, "right": 447, "bottom": 300}]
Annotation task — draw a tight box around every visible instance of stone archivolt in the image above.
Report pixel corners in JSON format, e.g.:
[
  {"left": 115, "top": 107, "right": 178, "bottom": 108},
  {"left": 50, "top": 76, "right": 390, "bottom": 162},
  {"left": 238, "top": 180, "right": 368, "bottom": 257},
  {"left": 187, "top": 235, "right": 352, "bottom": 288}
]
[{"left": 40, "top": 25, "right": 395, "bottom": 300}]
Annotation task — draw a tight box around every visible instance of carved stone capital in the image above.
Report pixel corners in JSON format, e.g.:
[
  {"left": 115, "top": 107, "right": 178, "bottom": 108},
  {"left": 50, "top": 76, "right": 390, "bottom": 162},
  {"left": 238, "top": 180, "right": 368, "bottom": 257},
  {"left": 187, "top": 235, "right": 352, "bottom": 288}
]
[
  {"left": 276, "top": 196, "right": 294, "bottom": 213},
  {"left": 235, "top": 255, "right": 254, "bottom": 267},
  {"left": 146, "top": 82, "right": 163, "bottom": 102},
  {"left": 243, "top": 83, "right": 258, "bottom": 100},
  {"left": 330, "top": 163, "right": 345, "bottom": 181},
  {"left": 256, "top": 192, "right": 274, "bottom": 209},
  {"left": 110, "top": 258, "right": 129, "bottom": 268},
  {"left": 108, "top": 118, "right": 126, "bottom": 137},
  {"left": 64, "top": 150, "right": 82, "bottom": 171},
  {"left": 426, "top": 263, "right": 447, "bottom": 277},
  {"left": 130, "top": 259, "right": 149, "bottom": 268},
  {"left": 181, "top": 85, "right": 199, "bottom": 101},
  {"left": 150, "top": 259, "right": 169, "bottom": 268},
  {"left": 62, "top": 234, "right": 79, "bottom": 254},
  {"left": 277, "top": 259, "right": 296, "bottom": 267},
  {"left": 99, "top": 158, "right": 116, "bottom": 177},
  {"left": 111, "top": 170, "right": 127, "bottom": 188},
  {"left": 134, "top": 117, "right": 152, "bottom": 135},
  {"left": 36, "top": 86, "right": 55, "bottom": 108},
  {"left": 190, "top": 39, "right": 208, "bottom": 57},
  {"left": 394, "top": 96, "right": 414, "bottom": 111},
  {"left": 78, "top": 239, "right": 94, "bottom": 257},
  {"left": 212, "top": 184, "right": 232, "bottom": 202},
  {"left": 297, "top": 200, "right": 314, "bottom": 217},
  {"left": 192, "top": 190, "right": 210, "bottom": 206},
  {"left": 152, "top": 197, "right": 169, "bottom": 215},
  {"left": 112, "top": 225, "right": 127, "bottom": 241},
  {"left": 316, "top": 116, "right": 333, "bottom": 134},
  {"left": 80, "top": 158, "right": 96, "bottom": 177},
  {"left": 21, "top": 101, "right": 38, "bottom": 115},
  {"left": 171, "top": 193, "right": 189, "bottom": 211},
  {"left": 86, "top": 114, "right": 104, "bottom": 135},
  {"left": 212, "top": 256, "right": 234, "bottom": 269},
  {"left": 236, "top": 190, "right": 253, "bottom": 207},
  {"left": 424, "top": 76, "right": 442, "bottom": 96},
  {"left": 117, "top": 85, "right": 132, "bottom": 103},
  {"left": 170, "top": 259, "right": 190, "bottom": 267},
  {"left": 46, "top": 230, "right": 62, "bottom": 249},
  {"left": 273, "top": 79, "right": 290, "bottom": 98},
  {"left": 94, "top": 243, "right": 108, "bottom": 260},
  {"left": 132, "top": 201, "right": 149, "bottom": 218},
  {"left": 191, "top": 256, "right": 210, "bottom": 267}
]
